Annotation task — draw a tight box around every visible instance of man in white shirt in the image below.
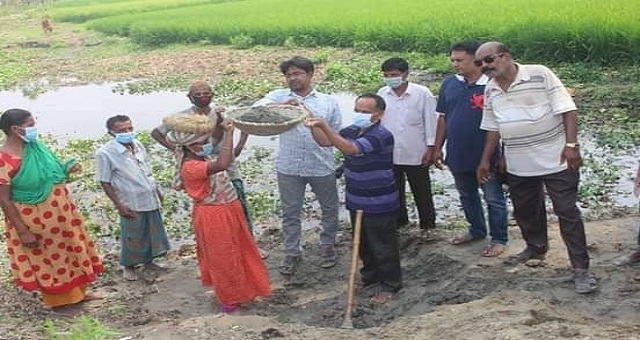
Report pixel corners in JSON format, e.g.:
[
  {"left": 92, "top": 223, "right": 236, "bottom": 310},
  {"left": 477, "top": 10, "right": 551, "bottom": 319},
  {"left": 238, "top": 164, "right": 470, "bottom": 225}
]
[
  {"left": 378, "top": 57, "right": 438, "bottom": 240},
  {"left": 96, "top": 115, "right": 170, "bottom": 281},
  {"left": 476, "top": 41, "right": 597, "bottom": 294}
]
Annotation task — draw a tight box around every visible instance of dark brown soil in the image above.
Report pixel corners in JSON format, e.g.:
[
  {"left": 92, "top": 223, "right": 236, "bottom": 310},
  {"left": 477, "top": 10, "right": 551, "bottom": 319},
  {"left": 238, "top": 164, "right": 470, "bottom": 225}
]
[{"left": 237, "top": 107, "right": 293, "bottom": 124}]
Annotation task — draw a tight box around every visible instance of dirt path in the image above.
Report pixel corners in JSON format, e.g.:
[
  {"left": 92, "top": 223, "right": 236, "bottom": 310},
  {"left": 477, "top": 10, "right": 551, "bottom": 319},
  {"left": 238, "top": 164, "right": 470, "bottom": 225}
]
[{"left": 4, "top": 215, "right": 636, "bottom": 340}]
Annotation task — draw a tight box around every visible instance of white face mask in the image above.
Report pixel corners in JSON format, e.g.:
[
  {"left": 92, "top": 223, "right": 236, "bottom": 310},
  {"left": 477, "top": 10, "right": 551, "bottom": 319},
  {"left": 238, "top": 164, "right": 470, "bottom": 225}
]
[
  {"left": 352, "top": 112, "right": 372, "bottom": 128},
  {"left": 18, "top": 126, "right": 38, "bottom": 143},
  {"left": 383, "top": 76, "right": 405, "bottom": 89}
]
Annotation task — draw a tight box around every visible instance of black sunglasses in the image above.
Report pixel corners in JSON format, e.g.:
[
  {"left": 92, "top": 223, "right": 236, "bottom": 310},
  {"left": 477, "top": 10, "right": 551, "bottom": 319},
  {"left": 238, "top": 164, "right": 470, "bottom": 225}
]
[{"left": 474, "top": 53, "right": 504, "bottom": 66}]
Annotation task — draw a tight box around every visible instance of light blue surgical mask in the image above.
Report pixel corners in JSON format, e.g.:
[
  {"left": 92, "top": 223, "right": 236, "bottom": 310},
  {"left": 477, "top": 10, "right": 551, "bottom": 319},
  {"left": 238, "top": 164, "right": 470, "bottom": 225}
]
[
  {"left": 195, "top": 143, "right": 215, "bottom": 157},
  {"left": 383, "top": 76, "right": 405, "bottom": 89},
  {"left": 20, "top": 126, "right": 38, "bottom": 143},
  {"left": 115, "top": 132, "right": 134, "bottom": 144},
  {"left": 352, "top": 112, "right": 372, "bottom": 129}
]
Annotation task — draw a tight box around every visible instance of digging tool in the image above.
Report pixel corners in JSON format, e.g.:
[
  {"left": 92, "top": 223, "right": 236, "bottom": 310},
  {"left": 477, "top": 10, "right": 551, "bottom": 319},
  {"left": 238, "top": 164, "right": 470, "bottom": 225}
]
[{"left": 341, "top": 209, "right": 363, "bottom": 329}]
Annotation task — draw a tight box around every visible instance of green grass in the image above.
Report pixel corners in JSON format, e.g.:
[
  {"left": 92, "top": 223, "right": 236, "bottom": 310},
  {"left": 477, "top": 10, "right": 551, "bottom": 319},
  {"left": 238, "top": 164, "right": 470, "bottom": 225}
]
[
  {"left": 48, "top": 0, "right": 235, "bottom": 23},
  {"left": 42, "top": 315, "right": 120, "bottom": 340},
  {"left": 77, "top": 0, "right": 640, "bottom": 63}
]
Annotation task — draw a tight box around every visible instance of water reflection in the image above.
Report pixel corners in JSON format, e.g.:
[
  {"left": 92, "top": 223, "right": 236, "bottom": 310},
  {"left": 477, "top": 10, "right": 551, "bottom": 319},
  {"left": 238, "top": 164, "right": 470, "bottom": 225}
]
[
  {"left": 0, "top": 84, "right": 356, "bottom": 140},
  {"left": 1, "top": 84, "right": 635, "bottom": 209}
]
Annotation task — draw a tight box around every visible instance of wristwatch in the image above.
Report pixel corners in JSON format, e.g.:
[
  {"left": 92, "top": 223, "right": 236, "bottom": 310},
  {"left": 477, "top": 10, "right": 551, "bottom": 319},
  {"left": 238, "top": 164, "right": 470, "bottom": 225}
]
[{"left": 565, "top": 142, "right": 579, "bottom": 148}]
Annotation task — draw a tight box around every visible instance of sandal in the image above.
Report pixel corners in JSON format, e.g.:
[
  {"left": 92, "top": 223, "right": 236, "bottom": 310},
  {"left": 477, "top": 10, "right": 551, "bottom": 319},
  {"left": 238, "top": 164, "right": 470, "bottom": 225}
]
[
  {"left": 503, "top": 246, "right": 546, "bottom": 265},
  {"left": 574, "top": 271, "right": 598, "bottom": 294},
  {"left": 450, "top": 233, "right": 484, "bottom": 246},
  {"left": 421, "top": 229, "right": 439, "bottom": 243},
  {"left": 481, "top": 243, "right": 506, "bottom": 257},
  {"left": 220, "top": 304, "right": 239, "bottom": 313},
  {"left": 122, "top": 267, "right": 139, "bottom": 281}
]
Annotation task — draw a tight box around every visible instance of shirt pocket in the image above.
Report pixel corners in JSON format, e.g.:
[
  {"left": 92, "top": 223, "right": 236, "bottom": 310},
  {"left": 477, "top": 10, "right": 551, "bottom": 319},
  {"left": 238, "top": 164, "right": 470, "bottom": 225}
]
[{"left": 405, "top": 106, "right": 424, "bottom": 126}]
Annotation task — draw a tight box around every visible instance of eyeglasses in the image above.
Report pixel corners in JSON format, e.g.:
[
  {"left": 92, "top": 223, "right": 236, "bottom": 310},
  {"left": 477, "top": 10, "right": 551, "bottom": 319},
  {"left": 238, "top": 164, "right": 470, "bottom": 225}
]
[
  {"left": 474, "top": 53, "right": 504, "bottom": 66},
  {"left": 285, "top": 71, "right": 307, "bottom": 78}
]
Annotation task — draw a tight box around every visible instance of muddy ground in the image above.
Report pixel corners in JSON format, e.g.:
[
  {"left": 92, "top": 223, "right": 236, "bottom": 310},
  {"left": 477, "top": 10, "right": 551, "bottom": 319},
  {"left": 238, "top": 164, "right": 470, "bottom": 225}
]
[
  {"left": 1, "top": 13, "right": 640, "bottom": 340},
  {"left": 2, "top": 214, "right": 640, "bottom": 340}
]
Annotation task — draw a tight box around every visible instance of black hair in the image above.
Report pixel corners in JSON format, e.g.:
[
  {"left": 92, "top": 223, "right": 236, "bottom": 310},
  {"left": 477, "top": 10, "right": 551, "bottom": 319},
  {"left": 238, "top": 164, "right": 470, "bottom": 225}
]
[
  {"left": 381, "top": 57, "right": 409, "bottom": 72},
  {"left": 279, "top": 56, "right": 314, "bottom": 74},
  {"left": 496, "top": 42, "right": 511, "bottom": 54},
  {"left": 450, "top": 40, "right": 481, "bottom": 56},
  {"left": 106, "top": 114, "right": 131, "bottom": 131},
  {"left": 0, "top": 109, "right": 32, "bottom": 135},
  {"left": 356, "top": 93, "right": 386, "bottom": 111}
]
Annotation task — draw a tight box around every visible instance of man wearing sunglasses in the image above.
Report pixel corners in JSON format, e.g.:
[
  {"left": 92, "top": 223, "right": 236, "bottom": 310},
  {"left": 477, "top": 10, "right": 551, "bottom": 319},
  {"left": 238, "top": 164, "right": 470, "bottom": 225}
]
[
  {"left": 432, "top": 41, "right": 508, "bottom": 257},
  {"left": 475, "top": 41, "right": 597, "bottom": 294}
]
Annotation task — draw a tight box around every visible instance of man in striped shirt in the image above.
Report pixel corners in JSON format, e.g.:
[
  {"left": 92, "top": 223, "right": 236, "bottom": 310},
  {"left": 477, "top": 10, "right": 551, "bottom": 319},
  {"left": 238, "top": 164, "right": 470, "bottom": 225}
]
[
  {"left": 475, "top": 41, "right": 597, "bottom": 294},
  {"left": 306, "top": 93, "right": 401, "bottom": 304}
]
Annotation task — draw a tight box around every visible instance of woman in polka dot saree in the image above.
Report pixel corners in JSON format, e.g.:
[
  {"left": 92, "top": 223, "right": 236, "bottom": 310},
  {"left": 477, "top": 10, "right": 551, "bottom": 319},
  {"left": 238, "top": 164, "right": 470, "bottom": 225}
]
[{"left": 0, "top": 109, "right": 104, "bottom": 308}]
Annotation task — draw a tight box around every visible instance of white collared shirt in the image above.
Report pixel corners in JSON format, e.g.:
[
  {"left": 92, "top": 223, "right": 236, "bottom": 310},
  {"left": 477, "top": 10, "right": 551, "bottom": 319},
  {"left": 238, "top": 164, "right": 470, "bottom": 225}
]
[
  {"left": 96, "top": 139, "right": 160, "bottom": 212},
  {"left": 378, "top": 82, "right": 438, "bottom": 165},
  {"left": 481, "top": 64, "right": 577, "bottom": 176}
]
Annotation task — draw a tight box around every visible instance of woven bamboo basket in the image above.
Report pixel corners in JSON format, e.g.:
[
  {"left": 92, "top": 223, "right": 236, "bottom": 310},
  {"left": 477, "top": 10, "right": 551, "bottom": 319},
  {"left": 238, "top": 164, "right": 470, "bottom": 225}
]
[{"left": 225, "top": 105, "right": 308, "bottom": 136}]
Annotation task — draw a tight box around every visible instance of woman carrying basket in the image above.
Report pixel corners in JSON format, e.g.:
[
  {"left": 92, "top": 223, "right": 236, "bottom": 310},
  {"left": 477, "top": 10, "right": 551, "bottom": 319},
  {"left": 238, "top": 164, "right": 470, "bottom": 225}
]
[{"left": 164, "top": 113, "right": 270, "bottom": 313}]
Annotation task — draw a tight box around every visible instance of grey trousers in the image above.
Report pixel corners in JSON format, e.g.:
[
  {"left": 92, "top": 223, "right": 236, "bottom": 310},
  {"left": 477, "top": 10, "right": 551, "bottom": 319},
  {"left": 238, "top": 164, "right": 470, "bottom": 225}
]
[{"left": 277, "top": 172, "right": 339, "bottom": 256}]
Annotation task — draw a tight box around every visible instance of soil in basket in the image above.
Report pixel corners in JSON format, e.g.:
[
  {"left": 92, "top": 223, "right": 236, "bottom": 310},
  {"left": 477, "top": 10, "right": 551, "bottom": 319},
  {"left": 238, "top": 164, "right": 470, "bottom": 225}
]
[{"left": 239, "top": 107, "right": 294, "bottom": 124}]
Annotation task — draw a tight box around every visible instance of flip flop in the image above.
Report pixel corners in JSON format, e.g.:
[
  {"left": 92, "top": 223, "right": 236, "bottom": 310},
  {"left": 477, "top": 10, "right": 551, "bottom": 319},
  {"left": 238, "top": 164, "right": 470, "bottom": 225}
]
[
  {"left": 481, "top": 244, "right": 506, "bottom": 257},
  {"left": 450, "top": 234, "right": 484, "bottom": 246},
  {"left": 633, "top": 274, "right": 640, "bottom": 282}
]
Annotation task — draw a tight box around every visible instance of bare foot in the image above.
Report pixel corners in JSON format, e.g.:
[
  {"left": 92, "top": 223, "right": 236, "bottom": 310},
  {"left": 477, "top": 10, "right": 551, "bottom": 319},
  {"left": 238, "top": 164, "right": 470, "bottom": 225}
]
[
  {"left": 82, "top": 292, "right": 105, "bottom": 302},
  {"left": 482, "top": 244, "right": 507, "bottom": 257},
  {"left": 370, "top": 292, "right": 393, "bottom": 304},
  {"left": 450, "top": 233, "right": 484, "bottom": 246}
]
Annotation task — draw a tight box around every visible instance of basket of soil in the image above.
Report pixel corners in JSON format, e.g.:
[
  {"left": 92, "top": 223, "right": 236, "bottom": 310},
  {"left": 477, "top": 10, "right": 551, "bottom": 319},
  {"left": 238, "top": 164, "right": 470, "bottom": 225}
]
[{"left": 225, "top": 105, "right": 308, "bottom": 136}]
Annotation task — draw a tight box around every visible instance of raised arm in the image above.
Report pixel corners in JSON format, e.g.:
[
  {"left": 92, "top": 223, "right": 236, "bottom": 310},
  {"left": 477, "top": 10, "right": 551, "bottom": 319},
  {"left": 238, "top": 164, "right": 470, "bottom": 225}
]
[{"left": 306, "top": 118, "right": 359, "bottom": 155}]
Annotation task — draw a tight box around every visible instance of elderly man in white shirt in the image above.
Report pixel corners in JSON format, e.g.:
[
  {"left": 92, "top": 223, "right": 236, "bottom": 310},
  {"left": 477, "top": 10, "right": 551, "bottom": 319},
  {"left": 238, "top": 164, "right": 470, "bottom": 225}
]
[
  {"left": 96, "top": 115, "right": 170, "bottom": 281},
  {"left": 378, "top": 57, "right": 438, "bottom": 240}
]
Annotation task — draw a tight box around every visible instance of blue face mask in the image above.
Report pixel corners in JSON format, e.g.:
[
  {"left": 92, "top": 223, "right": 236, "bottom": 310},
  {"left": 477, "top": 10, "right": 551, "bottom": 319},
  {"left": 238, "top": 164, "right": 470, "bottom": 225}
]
[
  {"left": 19, "top": 126, "right": 38, "bottom": 143},
  {"left": 195, "top": 143, "right": 215, "bottom": 157},
  {"left": 115, "top": 132, "right": 134, "bottom": 144},
  {"left": 352, "top": 112, "right": 373, "bottom": 128},
  {"left": 383, "top": 76, "right": 405, "bottom": 89}
]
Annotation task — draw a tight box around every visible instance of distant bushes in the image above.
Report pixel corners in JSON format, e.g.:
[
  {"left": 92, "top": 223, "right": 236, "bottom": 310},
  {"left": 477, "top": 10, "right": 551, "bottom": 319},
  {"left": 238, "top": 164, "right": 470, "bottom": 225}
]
[{"left": 72, "top": 0, "right": 640, "bottom": 64}]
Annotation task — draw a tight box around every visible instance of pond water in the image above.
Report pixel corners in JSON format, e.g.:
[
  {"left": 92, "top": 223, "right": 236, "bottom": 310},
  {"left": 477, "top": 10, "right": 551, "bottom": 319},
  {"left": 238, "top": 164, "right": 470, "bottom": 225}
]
[
  {"left": 0, "top": 84, "right": 636, "bottom": 210},
  {"left": 0, "top": 83, "right": 356, "bottom": 143}
]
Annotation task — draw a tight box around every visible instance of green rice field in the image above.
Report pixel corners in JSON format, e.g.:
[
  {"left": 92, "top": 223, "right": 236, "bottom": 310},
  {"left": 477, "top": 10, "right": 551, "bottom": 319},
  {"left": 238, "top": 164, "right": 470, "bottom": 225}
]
[{"left": 43, "top": 0, "right": 640, "bottom": 64}]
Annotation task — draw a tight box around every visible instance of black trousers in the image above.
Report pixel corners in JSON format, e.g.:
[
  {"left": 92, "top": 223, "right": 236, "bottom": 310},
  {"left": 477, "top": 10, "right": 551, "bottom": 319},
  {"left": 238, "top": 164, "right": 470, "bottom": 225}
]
[
  {"left": 393, "top": 164, "right": 436, "bottom": 229},
  {"left": 350, "top": 211, "right": 402, "bottom": 292},
  {"left": 507, "top": 169, "right": 589, "bottom": 269}
]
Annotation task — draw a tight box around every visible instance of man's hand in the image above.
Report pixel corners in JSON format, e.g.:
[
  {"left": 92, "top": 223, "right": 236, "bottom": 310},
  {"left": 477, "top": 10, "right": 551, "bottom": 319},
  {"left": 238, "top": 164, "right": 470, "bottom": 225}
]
[
  {"left": 422, "top": 147, "right": 436, "bottom": 166},
  {"left": 305, "top": 117, "right": 327, "bottom": 128},
  {"left": 117, "top": 204, "right": 138, "bottom": 220},
  {"left": 282, "top": 99, "right": 300, "bottom": 106},
  {"left": 561, "top": 147, "right": 583, "bottom": 171},
  {"left": 476, "top": 159, "right": 492, "bottom": 184},
  {"left": 433, "top": 148, "right": 445, "bottom": 170}
]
